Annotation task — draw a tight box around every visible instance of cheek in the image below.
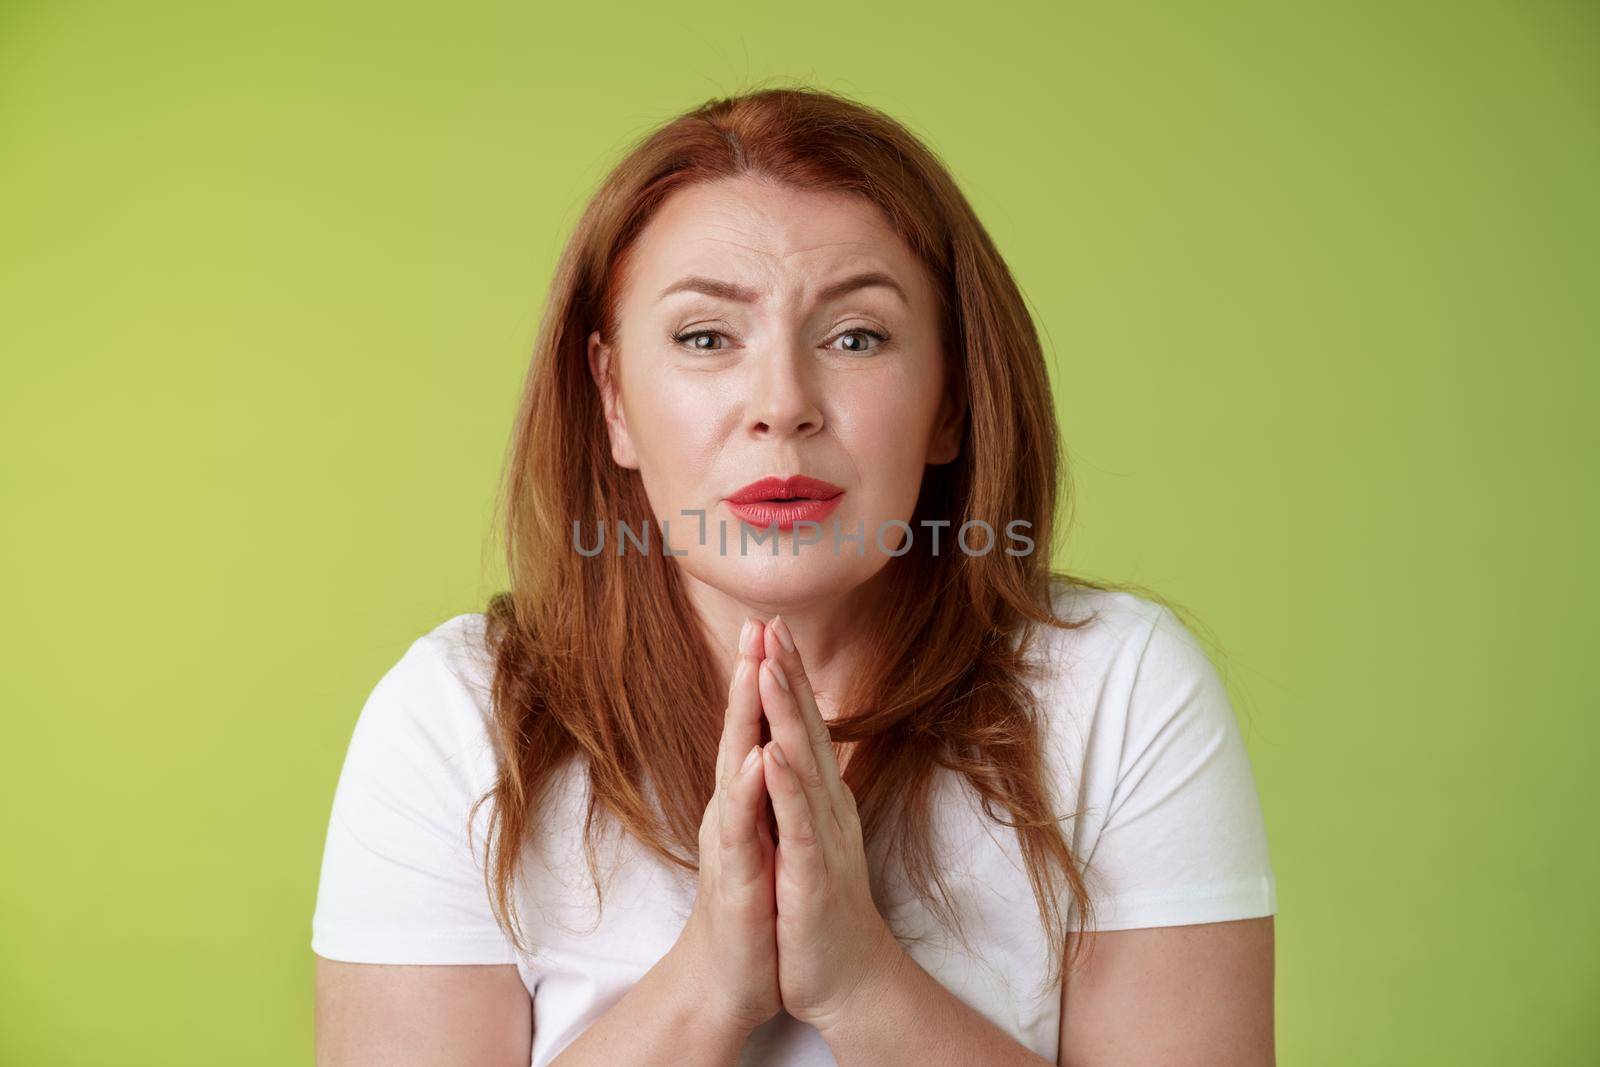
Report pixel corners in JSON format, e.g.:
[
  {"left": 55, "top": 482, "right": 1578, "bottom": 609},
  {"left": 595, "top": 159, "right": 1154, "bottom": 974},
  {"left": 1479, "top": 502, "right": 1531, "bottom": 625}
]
[
  {"left": 622, "top": 374, "right": 730, "bottom": 487},
  {"left": 833, "top": 371, "right": 943, "bottom": 474},
  {"left": 831, "top": 373, "right": 944, "bottom": 524}
]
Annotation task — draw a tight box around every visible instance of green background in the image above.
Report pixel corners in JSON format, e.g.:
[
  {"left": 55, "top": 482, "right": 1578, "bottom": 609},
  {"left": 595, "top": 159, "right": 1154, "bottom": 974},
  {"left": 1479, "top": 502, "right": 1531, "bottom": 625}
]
[{"left": 2, "top": 2, "right": 1595, "bottom": 1063}]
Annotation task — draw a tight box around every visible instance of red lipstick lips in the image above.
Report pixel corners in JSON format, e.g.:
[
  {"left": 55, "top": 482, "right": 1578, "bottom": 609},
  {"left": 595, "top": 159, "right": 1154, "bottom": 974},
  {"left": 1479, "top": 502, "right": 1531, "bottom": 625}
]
[{"left": 724, "top": 475, "right": 844, "bottom": 531}]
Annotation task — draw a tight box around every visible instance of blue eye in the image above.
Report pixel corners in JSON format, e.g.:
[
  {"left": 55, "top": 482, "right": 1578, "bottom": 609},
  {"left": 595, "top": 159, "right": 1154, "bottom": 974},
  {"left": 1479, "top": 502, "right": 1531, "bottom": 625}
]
[
  {"left": 829, "top": 328, "right": 889, "bottom": 354},
  {"left": 670, "top": 327, "right": 889, "bottom": 354},
  {"left": 672, "top": 329, "right": 729, "bottom": 352}
]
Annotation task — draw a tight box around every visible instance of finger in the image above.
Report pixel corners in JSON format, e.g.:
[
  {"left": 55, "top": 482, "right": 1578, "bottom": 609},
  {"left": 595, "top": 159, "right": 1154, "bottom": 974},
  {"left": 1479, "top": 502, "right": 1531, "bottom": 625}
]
[
  {"left": 715, "top": 714, "right": 728, "bottom": 785},
  {"left": 755, "top": 803, "right": 775, "bottom": 854},
  {"left": 759, "top": 656, "right": 839, "bottom": 848},
  {"left": 719, "top": 744, "right": 768, "bottom": 888},
  {"left": 747, "top": 751, "right": 773, "bottom": 859},
  {"left": 763, "top": 617, "right": 847, "bottom": 813},
  {"left": 719, "top": 619, "right": 765, "bottom": 796},
  {"left": 716, "top": 621, "right": 767, "bottom": 836},
  {"left": 763, "top": 741, "right": 826, "bottom": 876}
]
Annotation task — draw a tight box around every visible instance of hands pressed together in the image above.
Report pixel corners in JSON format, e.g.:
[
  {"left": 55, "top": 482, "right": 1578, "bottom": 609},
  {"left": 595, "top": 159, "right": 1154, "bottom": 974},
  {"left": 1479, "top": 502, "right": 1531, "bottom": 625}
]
[{"left": 674, "top": 615, "right": 906, "bottom": 1042}]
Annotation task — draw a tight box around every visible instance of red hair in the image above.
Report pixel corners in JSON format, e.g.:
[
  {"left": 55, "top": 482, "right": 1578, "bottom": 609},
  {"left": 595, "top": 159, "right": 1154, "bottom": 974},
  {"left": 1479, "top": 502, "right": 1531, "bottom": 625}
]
[{"left": 474, "top": 83, "right": 1163, "bottom": 990}]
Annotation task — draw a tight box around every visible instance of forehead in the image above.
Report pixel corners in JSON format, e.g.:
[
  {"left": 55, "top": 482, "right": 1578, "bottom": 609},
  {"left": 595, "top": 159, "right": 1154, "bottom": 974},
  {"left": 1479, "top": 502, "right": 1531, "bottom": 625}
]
[{"left": 621, "top": 175, "right": 927, "bottom": 298}]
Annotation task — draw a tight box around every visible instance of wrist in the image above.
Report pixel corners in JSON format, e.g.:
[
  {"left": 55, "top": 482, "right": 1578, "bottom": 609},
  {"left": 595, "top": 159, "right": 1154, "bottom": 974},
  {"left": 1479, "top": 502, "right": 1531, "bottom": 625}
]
[
  {"left": 812, "top": 924, "right": 911, "bottom": 1043},
  {"left": 657, "top": 941, "right": 762, "bottom": 1049}
]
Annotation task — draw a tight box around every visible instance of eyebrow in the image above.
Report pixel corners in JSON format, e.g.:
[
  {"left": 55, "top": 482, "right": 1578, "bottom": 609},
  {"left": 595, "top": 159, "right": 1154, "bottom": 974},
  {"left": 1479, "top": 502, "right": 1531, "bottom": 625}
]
[{"left": 656, "top": 270, "right": 909, "bottom": 307}]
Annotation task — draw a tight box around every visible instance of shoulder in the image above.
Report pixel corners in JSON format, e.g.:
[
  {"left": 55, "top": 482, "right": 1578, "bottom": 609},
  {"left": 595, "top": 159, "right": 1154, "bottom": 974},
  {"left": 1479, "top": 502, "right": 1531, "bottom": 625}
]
[
  {"left": 1029, "top": 580, "right": 1233, "bottom": 779},
  {"left": 1031, "top": 584, "right": 1276, "bottom": 929},
  {"left": 1031, "top": 579, "right": 1177, "bottom": 689},
  {"left": 344, "top": 612, "right": 499, "bottom": 795},
  {"left": 377, "top": 611, "right": 495, "bottom": 706},
  {"left": 313, "top": 611, "right": 520, "bottom": 965},
  {"left": 412, "top": 612, "right": 496, "bottom": 701}
]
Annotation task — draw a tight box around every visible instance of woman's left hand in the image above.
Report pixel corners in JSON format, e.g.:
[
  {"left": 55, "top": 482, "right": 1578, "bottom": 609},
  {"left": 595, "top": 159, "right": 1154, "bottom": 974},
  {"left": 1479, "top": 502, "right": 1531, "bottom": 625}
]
[{"left": 754, "top": 615, "right": 907, "bottom": 1033}]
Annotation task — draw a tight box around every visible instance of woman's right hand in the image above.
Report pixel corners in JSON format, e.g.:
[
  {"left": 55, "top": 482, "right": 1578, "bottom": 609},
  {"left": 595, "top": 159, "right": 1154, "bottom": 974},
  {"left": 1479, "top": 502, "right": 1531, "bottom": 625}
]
[{"left": 669, "top": 616, "right": 781, "bottom": 1037}]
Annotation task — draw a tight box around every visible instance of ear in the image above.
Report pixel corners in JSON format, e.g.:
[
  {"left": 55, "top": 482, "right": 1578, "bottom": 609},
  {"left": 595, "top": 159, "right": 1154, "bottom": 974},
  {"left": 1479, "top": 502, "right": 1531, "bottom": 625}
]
[
  {"left": 587, "top": 330, "right": 640, "bottom": 470},
  {"left": 927, "top": 367, "right": 967, "bottom": 466}
]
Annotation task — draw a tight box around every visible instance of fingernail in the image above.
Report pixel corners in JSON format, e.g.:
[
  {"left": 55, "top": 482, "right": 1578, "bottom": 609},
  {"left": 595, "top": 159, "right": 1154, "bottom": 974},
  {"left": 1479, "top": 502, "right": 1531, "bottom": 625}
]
[
  {"left": 738, "top": 618, "right": 752, "bottom": 651},
  {"left": 766, "top": 659, "right": 790, "bottom": 692},
  {"left": 772, "top": 614, "right": 796, "bottom": 652},
  {"left": 767, "top": 742, "right": 788, "bottom": 768},
  {"left": 741, "top": 744, "right": 761, "bottom": 773}
]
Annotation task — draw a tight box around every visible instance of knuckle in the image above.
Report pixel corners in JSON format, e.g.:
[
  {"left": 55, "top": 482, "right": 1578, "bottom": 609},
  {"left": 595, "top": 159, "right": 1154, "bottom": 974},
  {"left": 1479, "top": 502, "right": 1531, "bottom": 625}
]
[
  {"left": 718, "top": 815, "right": 750, "bottom": 853},
  {"left": 790, "top": 817, "right": 819, "bottom": 849},
  {"left": 831, "top": 789, "right": 860, "bottom": 837}
]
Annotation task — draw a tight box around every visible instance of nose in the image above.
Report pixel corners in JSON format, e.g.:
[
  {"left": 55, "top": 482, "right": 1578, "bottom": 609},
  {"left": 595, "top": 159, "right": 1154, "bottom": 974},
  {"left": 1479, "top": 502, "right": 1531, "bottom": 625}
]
[{"left": 745, "top": 337, "right": 824, "bottom": 440}]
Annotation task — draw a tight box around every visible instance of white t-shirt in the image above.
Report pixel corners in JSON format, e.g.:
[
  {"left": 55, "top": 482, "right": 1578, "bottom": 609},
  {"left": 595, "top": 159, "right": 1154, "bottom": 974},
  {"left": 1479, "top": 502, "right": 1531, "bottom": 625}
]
[{"left": 311, "top": 584, "right": 1276, "bottom": 1064}]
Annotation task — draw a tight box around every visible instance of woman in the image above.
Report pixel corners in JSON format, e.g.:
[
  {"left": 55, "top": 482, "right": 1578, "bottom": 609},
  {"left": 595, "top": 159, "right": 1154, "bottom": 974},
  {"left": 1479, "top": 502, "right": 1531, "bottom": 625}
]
[{"left": 312, "top": 86, "right": 1277, "bottom": 1066}]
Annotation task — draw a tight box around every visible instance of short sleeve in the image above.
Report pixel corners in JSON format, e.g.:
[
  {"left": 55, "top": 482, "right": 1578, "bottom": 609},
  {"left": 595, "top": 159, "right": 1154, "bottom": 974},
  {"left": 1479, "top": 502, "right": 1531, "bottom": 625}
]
[
  {"left": 310, "top": 622, "right": 519, "bottom": 964},
  {"left": 1079, "top": 605, "right": 1277, "bottom": 931}
]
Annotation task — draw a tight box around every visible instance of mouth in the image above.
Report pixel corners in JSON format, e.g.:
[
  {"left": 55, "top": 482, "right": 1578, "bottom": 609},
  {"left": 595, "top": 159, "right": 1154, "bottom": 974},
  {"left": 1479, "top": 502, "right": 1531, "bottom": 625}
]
[
  {"left": 726, "top": 475, "right": 844, "bottom": 505},
  {"left": 723, "top": 475, "right": 845, "bottom": 531}
]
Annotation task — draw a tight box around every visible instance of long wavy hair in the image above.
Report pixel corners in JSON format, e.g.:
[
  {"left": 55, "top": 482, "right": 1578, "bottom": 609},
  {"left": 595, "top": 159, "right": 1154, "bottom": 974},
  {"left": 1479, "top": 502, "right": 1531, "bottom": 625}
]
[{"left": 470, "top": 83, "right": 1172, "bottom": 989}]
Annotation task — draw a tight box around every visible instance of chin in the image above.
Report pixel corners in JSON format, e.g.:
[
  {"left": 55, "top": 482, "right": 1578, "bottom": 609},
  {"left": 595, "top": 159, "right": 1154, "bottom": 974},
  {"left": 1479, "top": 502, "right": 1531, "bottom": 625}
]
[{"left": 687, "top": 549, "right": 886, "bottom": 611}]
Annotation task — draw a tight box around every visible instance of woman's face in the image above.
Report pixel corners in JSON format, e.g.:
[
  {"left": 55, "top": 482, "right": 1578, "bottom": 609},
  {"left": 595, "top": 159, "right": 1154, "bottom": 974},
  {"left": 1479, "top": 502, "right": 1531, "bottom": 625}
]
[{"left": 589, "top": 174, "right": 964, "bottom": 610}]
